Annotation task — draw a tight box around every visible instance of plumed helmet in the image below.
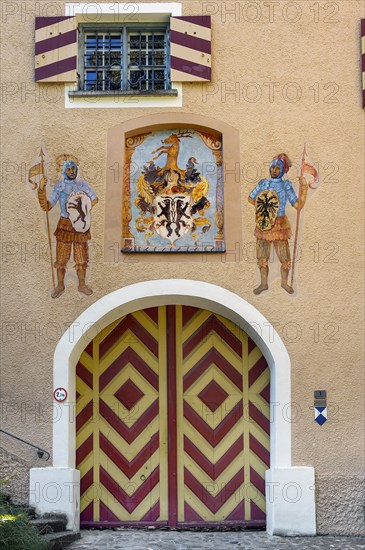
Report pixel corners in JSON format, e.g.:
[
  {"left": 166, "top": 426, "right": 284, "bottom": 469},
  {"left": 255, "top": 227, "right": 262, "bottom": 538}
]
[{"left": 271, "top": 153, "right": 292, "bottom": 177}]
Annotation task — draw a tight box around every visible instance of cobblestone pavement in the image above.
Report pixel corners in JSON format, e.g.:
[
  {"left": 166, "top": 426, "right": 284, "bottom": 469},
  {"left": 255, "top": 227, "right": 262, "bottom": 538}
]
[{"left": 68, "top": 530, "right": 365, "bottom": 550}]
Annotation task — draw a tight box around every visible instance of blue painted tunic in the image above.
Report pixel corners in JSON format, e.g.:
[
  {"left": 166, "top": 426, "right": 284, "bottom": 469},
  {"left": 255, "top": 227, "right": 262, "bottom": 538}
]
[
  {"left": 49, "top": 179, "right": 97, "bottom": 218},
  {"left": 249, "top": 178, "right": 298, "bottom": 216}
]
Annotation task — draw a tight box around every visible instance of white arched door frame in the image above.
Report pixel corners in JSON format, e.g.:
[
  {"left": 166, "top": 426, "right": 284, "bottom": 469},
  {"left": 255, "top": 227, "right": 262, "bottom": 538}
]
[{"left": 30, "top": 280, "right": 316, "bottom": 536}]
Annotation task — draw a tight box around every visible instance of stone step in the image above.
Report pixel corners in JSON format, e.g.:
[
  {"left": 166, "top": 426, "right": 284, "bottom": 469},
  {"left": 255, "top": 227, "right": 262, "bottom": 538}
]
[
  {"left": 43, "top": 530, "right": 81, "bottom": 549},
  {"left": 30, "top": 515, "right": 68, "bottom": 534},
  {"left": 0, "top": 494, "right": 37, "bottom": 519}
]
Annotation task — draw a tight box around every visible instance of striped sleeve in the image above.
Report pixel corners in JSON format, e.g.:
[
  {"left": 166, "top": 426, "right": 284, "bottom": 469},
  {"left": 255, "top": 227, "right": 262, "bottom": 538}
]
[
  {"left": 170, "top": 16, "right": 211, "bottom": 82},
  {"left": 35, "top": 17, "right": 77, "bottom": 83}
]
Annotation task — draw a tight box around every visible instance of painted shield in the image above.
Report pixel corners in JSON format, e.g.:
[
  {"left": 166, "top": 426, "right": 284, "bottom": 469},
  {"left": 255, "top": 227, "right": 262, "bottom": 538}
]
[
  {"left": 66, "top": 191, "right": 92, "bottom": 233},
  {"left": 255, "top": 190, "right": 280, "bottom": 231},
  {"left": 154, "top": 194, "right": 193, "bottom": 244}
]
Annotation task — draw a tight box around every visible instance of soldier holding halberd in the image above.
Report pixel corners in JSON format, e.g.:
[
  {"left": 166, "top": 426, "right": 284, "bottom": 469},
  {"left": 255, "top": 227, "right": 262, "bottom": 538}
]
[
  {"left": 248, "top": 153, "right": 308, "bottom": 295},
  {"left": 37, "top": 159, "right": 98, "bottom": 298}
]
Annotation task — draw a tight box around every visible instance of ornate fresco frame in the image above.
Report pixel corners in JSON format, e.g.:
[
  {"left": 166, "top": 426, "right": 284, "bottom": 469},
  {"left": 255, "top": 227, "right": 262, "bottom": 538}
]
[
  {"left": 122, "top": 128, "right": 224, "bottom": 253},
  {"left": 104, "top": 113, "right": 241, "bottom": 263}
]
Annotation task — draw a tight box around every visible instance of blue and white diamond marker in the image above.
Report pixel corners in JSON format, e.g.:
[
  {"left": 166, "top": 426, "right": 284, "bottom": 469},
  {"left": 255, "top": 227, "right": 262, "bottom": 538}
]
[{"left": 315, "top": 406, "right": 327, "bottom": 426}]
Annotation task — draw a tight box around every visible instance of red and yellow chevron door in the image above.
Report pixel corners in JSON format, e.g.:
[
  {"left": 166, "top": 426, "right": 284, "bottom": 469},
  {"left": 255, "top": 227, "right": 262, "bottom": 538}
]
[
  {"left": 176, "top": 306, "right": 270, "bottom": 525},
  {"left": 76, "top": 307, "right": 168, "bottom": 526},
  {"left": 76, "top": 306, "right": 270, "bottom": 527}
]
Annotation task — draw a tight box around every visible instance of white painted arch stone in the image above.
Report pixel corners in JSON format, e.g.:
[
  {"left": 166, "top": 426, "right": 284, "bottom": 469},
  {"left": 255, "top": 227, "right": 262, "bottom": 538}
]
[{"left": 30, "top": 280, "right": 316, "bottom": 535}]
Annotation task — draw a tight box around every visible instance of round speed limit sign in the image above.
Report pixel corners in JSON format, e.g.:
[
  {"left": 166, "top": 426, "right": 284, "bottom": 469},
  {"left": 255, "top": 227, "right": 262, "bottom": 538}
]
[{"left": 53, "top": 387, "right": 68, "bottom": 402}]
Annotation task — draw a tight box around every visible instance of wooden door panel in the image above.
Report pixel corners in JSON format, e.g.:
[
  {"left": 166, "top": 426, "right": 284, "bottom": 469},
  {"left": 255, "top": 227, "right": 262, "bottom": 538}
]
[
  {"left": 76, "top": 307, "right": 168, "bottom": 526},
  {"left": 177, "top": 306, "right": 270, "bottom": 525}
]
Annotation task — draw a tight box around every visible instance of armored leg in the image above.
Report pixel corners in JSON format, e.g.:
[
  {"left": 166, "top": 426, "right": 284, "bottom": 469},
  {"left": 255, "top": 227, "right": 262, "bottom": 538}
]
[
  {"left": 254, "top": 239, "right": 271, "bottom": 295},
  {"left": 51, "top": 269, "right": 66, "bottom": 299},
  {"left": 52, "top": 240, "right": 72, "bottom": 298},
  {"left": 274, "top": 240, "right": 294, "bottom": 294},
  {"left": 74, "top": 242, "right": 92, "bottom": 295}
]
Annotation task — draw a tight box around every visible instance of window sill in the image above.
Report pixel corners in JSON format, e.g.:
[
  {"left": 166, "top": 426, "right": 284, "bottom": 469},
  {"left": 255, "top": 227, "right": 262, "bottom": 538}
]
[{"left": 68, "top": 89, "right": 179, "bottom": 98}]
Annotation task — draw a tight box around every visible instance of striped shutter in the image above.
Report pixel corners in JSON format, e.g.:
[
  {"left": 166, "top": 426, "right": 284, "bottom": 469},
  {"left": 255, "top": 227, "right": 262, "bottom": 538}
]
[
  {"left": 35, "top": 17, "right": 77, "bottom": 83},
  {"left": 170, "top": 16, "right": 211, "bottom": 82},
  {"left": 362, "top": 20, "right": 365, "bottom": 108}
]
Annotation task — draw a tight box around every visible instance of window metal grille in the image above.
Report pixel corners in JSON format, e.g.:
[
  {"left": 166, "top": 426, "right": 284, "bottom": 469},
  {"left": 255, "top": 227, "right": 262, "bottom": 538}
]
[{"left": 82, "top": 26, "right": 170, "bottom": 92}]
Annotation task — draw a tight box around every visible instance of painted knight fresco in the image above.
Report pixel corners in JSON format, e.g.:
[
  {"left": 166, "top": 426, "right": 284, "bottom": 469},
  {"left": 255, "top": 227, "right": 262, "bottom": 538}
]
[
  {"left": 248, "top": 152, "right": 314, "bottom": 295},
  {"left": 30, "top": 152, "right": 98, "bottom": 298},
  {"left": 122, "top": 129, "right": 224, "bottom": 252}
]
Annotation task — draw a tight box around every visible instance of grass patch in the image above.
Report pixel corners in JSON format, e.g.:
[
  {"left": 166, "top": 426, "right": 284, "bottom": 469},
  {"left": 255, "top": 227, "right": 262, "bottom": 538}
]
[{"left": 0, "top": 494, "right": 49, "bottom": 550}]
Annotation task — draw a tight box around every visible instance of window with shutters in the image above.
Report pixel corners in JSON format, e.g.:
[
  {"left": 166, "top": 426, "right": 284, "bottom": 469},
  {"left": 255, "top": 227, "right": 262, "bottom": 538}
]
[
  {"left": 79, "top": 24, "right": 172, "bottom": 93},
  {"left": 34, "top": 11, "right": 212, "bottom": 106}
]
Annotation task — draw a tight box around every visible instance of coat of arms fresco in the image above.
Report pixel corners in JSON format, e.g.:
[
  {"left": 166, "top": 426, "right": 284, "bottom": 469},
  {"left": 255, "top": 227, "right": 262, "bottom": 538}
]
[{"left": 122, "top": 129, "right": 225, "bottom": 252}]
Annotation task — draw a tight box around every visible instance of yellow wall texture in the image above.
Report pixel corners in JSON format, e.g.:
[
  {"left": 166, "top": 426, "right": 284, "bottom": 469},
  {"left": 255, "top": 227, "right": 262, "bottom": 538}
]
[{"left": 0, "top": 0, "right": 364, "bottom": 534}]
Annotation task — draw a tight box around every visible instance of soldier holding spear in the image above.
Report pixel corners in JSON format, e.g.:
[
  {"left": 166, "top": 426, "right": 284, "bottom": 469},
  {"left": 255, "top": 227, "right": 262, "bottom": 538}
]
[
  {"left": 248, "top": 148, "right": 317, "bottom": 295},
  {"left": 29, "top": 150, "right": 98, "bottom": 298}
]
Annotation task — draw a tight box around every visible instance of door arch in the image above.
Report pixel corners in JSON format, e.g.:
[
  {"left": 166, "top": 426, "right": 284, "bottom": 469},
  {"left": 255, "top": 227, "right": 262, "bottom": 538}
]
[
  {"left": 46, "top": 280, "right": 305, "bottom": 534},
  {"left": 53, "top": 280, "right": 291, "bottom": 469},
  {"left": 75, "top": 305, "right": 270, "bottom": 527}
]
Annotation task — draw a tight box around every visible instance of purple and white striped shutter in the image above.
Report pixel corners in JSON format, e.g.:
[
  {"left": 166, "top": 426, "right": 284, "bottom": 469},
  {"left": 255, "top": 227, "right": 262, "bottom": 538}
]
[
  {"left": 362, "top": 19, "right": 365, "bottom": 108},
  {"left": 170, "top": 16, "right": 211, "bottom": 82},
  {"left": 35, "top": 17, "right": 77, "bottom": 83}
]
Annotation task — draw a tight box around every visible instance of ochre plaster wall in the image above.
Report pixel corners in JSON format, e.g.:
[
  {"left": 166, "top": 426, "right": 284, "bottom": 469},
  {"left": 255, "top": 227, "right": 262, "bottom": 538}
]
[{"left": 0, "top": 0, "right": 364, "bottom": 535}]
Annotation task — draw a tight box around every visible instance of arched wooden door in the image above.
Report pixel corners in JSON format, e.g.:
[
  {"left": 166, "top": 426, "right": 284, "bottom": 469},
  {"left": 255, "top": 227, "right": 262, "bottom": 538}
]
[{"left": 76, "top": 306, "right": 270, "bottom": 528}]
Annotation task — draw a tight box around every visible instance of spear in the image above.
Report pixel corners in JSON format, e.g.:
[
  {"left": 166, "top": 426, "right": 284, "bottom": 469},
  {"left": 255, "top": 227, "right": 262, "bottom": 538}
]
[
  {"left": 290, "top": 146, "right": 305, "bottom": 288},
  {"left": 290, "top": 144, "right": 318, "bottom": 288},
  {"left": 33, "top": 147, "right": 56, "bottom": 289}
]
